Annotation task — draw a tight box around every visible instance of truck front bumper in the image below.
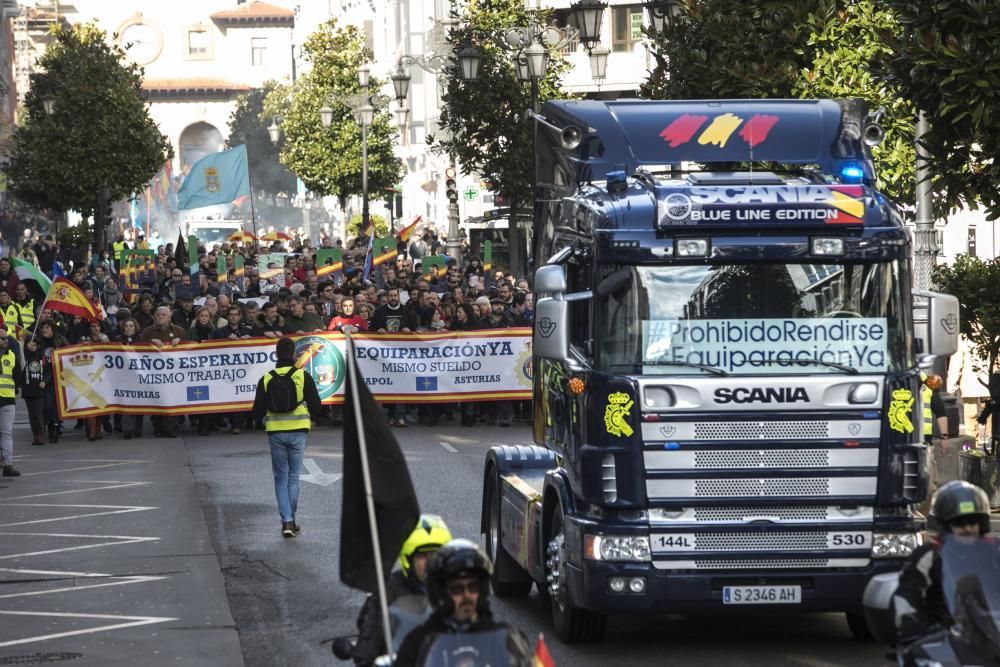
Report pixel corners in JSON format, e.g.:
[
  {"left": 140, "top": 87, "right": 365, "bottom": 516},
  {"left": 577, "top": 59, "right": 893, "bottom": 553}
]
[{"left": 564, "top": 556, "right": 905, "bottom": 615}]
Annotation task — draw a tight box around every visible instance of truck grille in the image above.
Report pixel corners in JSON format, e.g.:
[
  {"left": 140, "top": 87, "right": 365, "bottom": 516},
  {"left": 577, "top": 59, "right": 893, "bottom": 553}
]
[
  {"left": 695, "top": 478, "right": 829, "bottom": 497},
  {"left": 690, "top": 531, "right": 829, "bottom": 552},
  {"left": 694, "top": 450, "right": 828, "bottom": 468},
  {"left": 653, "top": 557, "right": 871, "bottom": 570},
  {"left": 694, "top": 421, "right": 828, "bottom": 440}
]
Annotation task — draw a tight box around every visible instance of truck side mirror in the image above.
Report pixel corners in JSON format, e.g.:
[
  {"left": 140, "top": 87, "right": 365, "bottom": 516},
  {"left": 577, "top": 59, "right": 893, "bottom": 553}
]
[
  {"left": 534, "top": 297, "right": 569, "bottom": 361},
  {"left": 912, "top": 290, "right": 960, "bottom": 358},
  {"left": 534, "top": 264, "right": 567, "bottom": 294}
]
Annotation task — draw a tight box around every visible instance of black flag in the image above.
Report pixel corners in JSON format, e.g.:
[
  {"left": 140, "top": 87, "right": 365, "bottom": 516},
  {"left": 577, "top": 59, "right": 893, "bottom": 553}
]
[
  {"left": 174, "top": 231, "right": 187, "bottom": 270},
  {"left": 340, "top": 357, "right": 420, "bottom": 593}
]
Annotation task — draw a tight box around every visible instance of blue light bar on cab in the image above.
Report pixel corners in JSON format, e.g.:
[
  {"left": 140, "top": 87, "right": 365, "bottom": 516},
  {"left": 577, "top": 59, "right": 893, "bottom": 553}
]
[{"left": 840, "top": 162, "right": 865, "bottom": 183}]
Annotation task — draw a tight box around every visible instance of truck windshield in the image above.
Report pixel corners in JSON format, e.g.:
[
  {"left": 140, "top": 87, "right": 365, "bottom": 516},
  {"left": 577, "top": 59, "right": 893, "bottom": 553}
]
[{"left": 596, "top": 262, "right": 910, "bottom": 376}]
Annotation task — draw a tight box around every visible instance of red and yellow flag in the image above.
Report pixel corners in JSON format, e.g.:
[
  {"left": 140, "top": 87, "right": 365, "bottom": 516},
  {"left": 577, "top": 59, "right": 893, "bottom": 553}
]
[
  {"left": 45, "top": 278, "right": 104, "bottom": 323},
  {"left": 316, "top": 261, "right": 343, "bottom": 278},
  {"left": 533, "top": 634, "right": 556, "bottom": 667},
  {"left": 396, "top": 215, "right": 421, "bottom": 243}
]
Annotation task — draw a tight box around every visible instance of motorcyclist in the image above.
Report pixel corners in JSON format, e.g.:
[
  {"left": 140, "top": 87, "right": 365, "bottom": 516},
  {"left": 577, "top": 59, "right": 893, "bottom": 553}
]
[
  {"left": 339, "top": 515, "right": 453, "bottom": 666},
  {"left": 892, "top": 480, "right": 993, "bottom": 643},
  {"left": 394, "top": 539, "right": 532, "bottom": 667}
]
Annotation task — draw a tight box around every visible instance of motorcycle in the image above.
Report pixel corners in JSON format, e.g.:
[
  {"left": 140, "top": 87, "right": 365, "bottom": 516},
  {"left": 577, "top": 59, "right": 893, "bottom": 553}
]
[{"left": 897, "top": 535, "right": 1000, "bottom": 667}]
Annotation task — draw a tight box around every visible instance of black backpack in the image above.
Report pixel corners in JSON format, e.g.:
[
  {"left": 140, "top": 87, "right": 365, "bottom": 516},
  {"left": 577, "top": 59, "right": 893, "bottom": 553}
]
[{"left": 266, "top": 368, "right": 301, "bottom": 413}]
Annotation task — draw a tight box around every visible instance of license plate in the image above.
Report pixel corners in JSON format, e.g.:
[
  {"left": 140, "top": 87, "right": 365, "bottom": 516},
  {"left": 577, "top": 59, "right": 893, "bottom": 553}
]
[{"left": 722, "top": 585, "right": 801, "bottom": 605}]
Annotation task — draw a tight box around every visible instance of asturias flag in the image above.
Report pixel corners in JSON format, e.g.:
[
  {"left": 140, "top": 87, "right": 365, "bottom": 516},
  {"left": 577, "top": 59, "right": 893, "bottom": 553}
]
[
  {"left": 45, "top": 278, "right": 104, "bottom": 323},
  {"left": 177, "top": 145, "right": 251, "bottom": 210}
]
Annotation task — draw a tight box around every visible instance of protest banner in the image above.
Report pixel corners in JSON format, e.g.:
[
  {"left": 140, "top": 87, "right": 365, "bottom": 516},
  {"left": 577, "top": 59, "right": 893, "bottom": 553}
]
[{"left": 52, "top": 329, "right": 532, "bottom": 419}]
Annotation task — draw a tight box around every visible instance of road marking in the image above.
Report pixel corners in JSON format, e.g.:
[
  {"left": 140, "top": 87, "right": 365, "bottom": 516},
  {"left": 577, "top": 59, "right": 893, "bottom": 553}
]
[
  {"left": 438, "top": 441, "right": 458, "bottom": 453},
  {"left": 300, "top": 458, "right": 342, "bottom": 486},
  {"left": 0, "top": 610, "right": 178, "bottom": 648},
  {"left": 1, "top": 481, "right": 150, "bottom": 501},
  {"left": 0, "top": 575, "right": 168, "bottom": 600},
  {"left": 20, "top": 462, "right": 146, "bottom": 476},
  {"left": 0, "top": 504, "right": 157, "bottom": 528},
  {"left": 0, "top": 533, "right": 160, "bottom": 560}
]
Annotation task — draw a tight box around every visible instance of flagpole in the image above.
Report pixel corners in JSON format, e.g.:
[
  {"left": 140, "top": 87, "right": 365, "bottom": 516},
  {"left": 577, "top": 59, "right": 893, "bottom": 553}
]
[
  {"left": 343, "top": 332, "right": 395, "bottom": 654},
  {"left": 246, "top": 158, "right": 259, "bottom": 244}
]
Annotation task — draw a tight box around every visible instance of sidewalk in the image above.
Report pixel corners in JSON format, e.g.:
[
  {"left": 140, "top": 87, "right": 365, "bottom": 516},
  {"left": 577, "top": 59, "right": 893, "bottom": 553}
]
[{"left": 0, "top": 418, "right": 244, "bottom": 666}]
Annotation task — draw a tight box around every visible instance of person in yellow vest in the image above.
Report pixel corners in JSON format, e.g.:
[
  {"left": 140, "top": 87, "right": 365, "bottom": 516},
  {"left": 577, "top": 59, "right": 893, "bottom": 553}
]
[
  {"left": 251, "top": 337, "right": 323, "bottom": 538},
  {"left": 921, "top": 372, "right": 949, "bottom": 443},
  {"left": 0, "top": 290, "right": 22, "bottom": 339},
  {"left": 0, "top": 330, "right": 22, "bottom": 476},
  {"left": 112, "top": 238, "right": 127, "bottom": 272},
  {"left": 13, "top": 283, "right": 35, "bottom": 332}
]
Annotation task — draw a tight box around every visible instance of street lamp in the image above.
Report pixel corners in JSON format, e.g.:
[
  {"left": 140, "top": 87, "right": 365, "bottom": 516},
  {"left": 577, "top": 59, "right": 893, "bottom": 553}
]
[
  {"left": 644, "top": 0, "right": 683, "bottom": 34},
  {"left": 571, "top": 0, "right": 608, "bottom": 50},
  {"left": 267, "top": 119, "right": 281, "bottom": 145},
  {"left": 392, "top": 27, "right": 469, "bottom": 263},
  {"left": 42, "top": 97, "right": 55, "bottom": 115},
  {"left": 589, "top": 47, "right": 609, "bottom": 88}
]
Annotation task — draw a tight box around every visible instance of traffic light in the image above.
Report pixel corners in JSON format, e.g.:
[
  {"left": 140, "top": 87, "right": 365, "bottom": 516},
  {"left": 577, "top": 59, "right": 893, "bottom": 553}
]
[{"left": 445, "top": 167, "right": 458, "bottom": 203}]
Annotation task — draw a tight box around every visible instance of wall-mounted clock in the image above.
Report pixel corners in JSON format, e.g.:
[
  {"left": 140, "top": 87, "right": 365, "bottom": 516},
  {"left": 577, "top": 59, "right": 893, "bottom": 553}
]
[{"left": 119, "top": 15, "right": 163, "bottom": 65}]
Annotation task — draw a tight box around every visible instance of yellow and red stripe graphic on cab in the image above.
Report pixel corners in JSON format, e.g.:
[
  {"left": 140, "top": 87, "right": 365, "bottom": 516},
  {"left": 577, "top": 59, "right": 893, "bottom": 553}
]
[
  {"left": 660, "top": 113, "right": 781, "bottom": 149},
  {"left": 824, "top": 185, "right": 865, "bottom": 224}
]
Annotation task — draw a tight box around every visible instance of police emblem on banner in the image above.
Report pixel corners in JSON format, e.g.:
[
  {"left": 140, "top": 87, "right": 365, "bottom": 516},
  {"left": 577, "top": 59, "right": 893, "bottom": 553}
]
[
  {"left": 294, "top": 335, "right": 345, "bottom": 399},
  {"left": 204, "top": 167, "right": 220, "bottom": 193}
]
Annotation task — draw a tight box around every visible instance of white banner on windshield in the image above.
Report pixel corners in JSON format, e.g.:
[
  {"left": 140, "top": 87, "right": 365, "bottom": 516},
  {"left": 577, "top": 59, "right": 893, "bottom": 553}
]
[
  {"left": 53, "top": 330, "right": 532, "bottom": 418},
  {"left": 642, "top": 318, "right": 888, "bottom": 374}
]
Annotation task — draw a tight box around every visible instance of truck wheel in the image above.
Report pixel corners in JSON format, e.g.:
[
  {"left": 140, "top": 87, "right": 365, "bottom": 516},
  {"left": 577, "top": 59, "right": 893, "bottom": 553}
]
[
  {"left": 846, "top": 612, "right": 874, "bottom": 642},
  {"left": 484, "top": 470, "right": 532, "bottom": 597},
  {"left": 545, "top": 504, "right": 607, "bottom": 642}
]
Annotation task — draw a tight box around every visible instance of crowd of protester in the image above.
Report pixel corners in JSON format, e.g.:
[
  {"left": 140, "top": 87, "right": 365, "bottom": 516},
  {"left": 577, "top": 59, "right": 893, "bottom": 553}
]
[{"left": 5, "top": 224, "right": 534, "bottom": 445}]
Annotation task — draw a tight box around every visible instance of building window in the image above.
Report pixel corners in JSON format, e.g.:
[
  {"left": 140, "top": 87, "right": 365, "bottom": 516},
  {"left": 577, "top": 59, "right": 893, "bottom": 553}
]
[
  {"left": 611, "top": 5, "right": 644, "bottom": 52},
  {"left": 551, "top": 9, "right": 581, "bottom": 54},
  {"left": 187, "top": 29, "right": 211, "bottom": 59},
  {"left": 968, "top": 226, "right": 977, "bottom": 257},
  {"left": 251, "top": 37, "right": 267, "bottom": 66}
]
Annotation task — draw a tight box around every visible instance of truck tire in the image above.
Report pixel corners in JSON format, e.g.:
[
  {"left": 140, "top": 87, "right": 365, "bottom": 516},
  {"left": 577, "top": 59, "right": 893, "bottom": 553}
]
[
  {"left": 546, "top": 503, "right": 607, "bottom": 642},
  {"left": 846, "top": 611, "right": 874, "bottom": 642},
  {"left": 484, "top": 470, "right": 533, "bottom": 597}
]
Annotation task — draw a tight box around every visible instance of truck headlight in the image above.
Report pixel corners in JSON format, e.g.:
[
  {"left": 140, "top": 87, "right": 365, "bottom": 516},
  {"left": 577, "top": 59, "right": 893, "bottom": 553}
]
[
  {"left": 871, "top": 532, "right": 922, "bottom": 558},
  {"left": 584, "top": 535, "right": 651, "bottom": 562},
  {"left": 675, "top": 238, "right": 709, "bottom": 257}
]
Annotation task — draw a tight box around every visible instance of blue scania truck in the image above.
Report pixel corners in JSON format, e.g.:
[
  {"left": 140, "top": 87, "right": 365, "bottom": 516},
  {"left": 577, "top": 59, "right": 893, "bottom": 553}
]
[{"left": 480, "top": 99, "right": 960, "bottom": 642}]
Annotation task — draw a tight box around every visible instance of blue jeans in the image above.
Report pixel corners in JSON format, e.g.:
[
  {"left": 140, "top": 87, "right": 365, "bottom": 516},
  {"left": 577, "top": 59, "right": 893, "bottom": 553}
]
[{"left": 269, "top": 431, "right": 307, "bottom": 523}]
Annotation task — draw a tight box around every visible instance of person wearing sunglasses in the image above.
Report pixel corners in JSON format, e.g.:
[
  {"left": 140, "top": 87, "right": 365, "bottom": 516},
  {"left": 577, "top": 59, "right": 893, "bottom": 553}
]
[
  {"left": 892, "top": 480, "right": 993, "bottom": 644},
  {"left": 0, "top": 331, "right": 22, "bottom": 476},
  {"left": 394, "top": 539, "right": 531, "bottom": 667}
]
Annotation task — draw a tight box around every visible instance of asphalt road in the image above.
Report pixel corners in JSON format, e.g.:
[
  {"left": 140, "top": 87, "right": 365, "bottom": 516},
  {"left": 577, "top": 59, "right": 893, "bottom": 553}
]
[{"left": 187, "top": 419, "right": 898, "bottom": 667}]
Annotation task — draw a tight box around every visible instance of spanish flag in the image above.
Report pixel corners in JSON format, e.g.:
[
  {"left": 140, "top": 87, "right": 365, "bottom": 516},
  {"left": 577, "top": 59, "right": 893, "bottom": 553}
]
[
  {"left": 316, "top": 260, "right": 343, "bottom": 278},
  {"left": 44, "top": 277, "right": 104, "bottom": 323},
  {"left": 396, "top": 215, "right": 421, "bottom": 243},
  {"left": 533, "top": 634, "right": 556, "bottom": 667}
]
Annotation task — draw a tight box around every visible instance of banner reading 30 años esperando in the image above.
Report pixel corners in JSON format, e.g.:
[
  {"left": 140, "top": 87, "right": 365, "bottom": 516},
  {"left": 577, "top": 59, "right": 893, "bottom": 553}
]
[{"left": 53, "top": 329, "right": 533, "bottom": 419}]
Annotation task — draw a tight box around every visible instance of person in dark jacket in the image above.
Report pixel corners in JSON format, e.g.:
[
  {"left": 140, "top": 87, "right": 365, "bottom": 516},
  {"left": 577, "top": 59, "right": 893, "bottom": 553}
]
[
  {"left": 892, "top": 481, "right": 993, "bottom": 643},
  {"left": 21, "top": 336, "right": 50, "bottom": 446},
  {"left": 340, "top": 515, "right": 453, "bottom": 666},
  {"left": 113, "top": 318, "right": 145, "bottom": 440},
  {"left": 394, "top": 540, "right": 531, "bottom": 667},
  {"left": 250, "top": 337, "right": 324, "bottom": 537}
]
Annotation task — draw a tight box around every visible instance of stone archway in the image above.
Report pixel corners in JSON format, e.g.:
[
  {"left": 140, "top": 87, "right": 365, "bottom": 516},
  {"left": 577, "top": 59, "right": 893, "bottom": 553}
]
[{"left": 179, "top": 122, "right": 224, "bottom": 172}]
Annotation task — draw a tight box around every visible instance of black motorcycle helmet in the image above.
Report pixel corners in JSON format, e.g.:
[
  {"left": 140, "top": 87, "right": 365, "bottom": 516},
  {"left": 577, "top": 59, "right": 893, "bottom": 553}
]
[
  {"left": 930, "top": 480, "right": 992, "bottom": 534},
  {"left": 425, "top": 539, "right": 493, "bottom": 616}
]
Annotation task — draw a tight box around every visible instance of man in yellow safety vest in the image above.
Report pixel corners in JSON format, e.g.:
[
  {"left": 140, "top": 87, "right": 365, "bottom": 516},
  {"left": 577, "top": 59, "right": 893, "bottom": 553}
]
[
  {"left": 0, "top": 331, "right": 22, "bottom": 476},
  {"left": 251, "top": 337, "right": 323, "bottom": 538},
  {"left": 921, "top": 372, "right": 949, "bottom": 443}
]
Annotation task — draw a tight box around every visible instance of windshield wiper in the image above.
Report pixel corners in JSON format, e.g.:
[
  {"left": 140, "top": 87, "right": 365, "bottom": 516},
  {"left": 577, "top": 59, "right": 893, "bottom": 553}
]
[
  {"left": 612, "top": 360, "right": 728, "bottom": 376},
  {"left": 756, "top": 357, "right": 859, "bottom": 375}
]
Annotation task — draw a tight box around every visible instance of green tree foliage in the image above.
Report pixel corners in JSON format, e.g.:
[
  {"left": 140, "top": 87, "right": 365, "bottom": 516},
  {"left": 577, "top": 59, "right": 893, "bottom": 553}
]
[
  {"left": 346, "top": 213, "right": 388, "bottom": 239},
  {"left": 6, "top": 24, "right": 171, "bottom": 248},
  {"left": 439, "top": 0, "right": 571, "bottom": 209},
  {"left": 643, "top": 1, "right": 915, "bottom": 205},
  {"left": 265, "top": 20, "right": 401, "bottom": 204},
  {"left": 226, "top": 81, "right": 297, "bottom": 197},
  {"left": 934, "top": 255, "right": 1000, "bottom": 385},
  {"left": 881, "top": 1, "right": 1000, "bottom": 219}
]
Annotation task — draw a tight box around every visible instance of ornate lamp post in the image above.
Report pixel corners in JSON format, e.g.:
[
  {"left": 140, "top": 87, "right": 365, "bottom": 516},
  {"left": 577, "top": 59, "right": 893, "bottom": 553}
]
[{"left": 454, "top": 1, "right": 607, "bottom": 276}]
